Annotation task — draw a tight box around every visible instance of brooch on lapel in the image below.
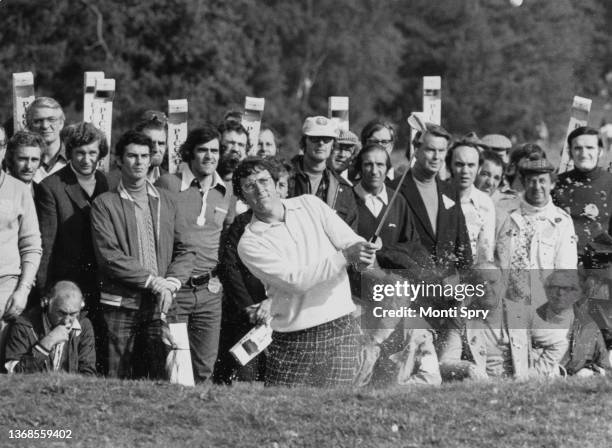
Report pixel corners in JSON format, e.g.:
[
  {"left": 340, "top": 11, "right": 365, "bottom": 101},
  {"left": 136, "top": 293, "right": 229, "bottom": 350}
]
[{"left": 583, "top": 203, "right": 599, "bottom": 221}]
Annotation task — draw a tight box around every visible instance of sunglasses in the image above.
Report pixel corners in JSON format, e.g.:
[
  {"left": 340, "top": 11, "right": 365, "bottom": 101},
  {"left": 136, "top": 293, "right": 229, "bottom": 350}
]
[{"left": 307, "top": 136, "right": 334, "bottom": 144}]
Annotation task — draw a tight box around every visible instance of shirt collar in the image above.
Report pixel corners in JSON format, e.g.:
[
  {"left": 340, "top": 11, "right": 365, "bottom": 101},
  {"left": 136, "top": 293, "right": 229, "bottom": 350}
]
[
  {"left": 463, "top": 186, "right": 485, "bottom": 207},
  {"left": 118, "top": 179, "right": 160, "bottom": 201},
  {"left": 43, "top": 144, "right": 67, "bottom": 171},
  {"left": 354, "top": 182, "right": 388, "bottom": 205},
  {"left": 247, "top": 198, "right": 302, "bottom": 234},
  {"left": 180, "top": 165, "right": 225, "bottom": 193}
]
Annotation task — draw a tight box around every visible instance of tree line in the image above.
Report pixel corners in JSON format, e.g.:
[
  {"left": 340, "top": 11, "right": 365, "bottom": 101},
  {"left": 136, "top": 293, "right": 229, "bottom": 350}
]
[{"left": 0, "top": 0, "right": 609, "bottom": 153}]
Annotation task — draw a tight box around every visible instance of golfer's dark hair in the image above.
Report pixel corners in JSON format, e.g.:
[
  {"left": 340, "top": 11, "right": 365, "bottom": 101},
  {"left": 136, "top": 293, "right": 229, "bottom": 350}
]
[{"left": 232, "top": 157, "right": 280, "bottom": 201}]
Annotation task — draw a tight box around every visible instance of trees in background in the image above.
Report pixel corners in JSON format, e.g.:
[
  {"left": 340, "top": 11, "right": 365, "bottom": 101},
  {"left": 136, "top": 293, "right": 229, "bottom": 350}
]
[{"left": 0, "top": 0, "right": 609, "bottom": 153}]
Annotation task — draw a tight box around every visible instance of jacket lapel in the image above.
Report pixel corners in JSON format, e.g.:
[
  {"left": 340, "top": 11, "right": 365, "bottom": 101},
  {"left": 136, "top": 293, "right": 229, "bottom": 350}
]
[
  {"left": 93, "top": 170, "right": 109, "bottom": 199},
  {"left": 120, "top": 196, "right": 139, "bottom": 257},
  {"left": 401, "top": 172, "right": 435, "bottom": 240},
  {"left": 148, "top": 194, "right": 162, "bottom": 273},
  {"left": 63, "top": 168, "right": 90, "bottom": 210},
  {"left": 326, "top": 172, "right": 339, "bottom": 208}
]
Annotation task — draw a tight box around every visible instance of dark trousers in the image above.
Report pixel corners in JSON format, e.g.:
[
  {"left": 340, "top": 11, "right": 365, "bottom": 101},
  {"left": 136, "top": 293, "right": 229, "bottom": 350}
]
[
  {"left": 102, "top": 305, "right": 167, "bottom": 380},
  {"left": 167, "top": 285, "right": 222, "bottom": 383}
]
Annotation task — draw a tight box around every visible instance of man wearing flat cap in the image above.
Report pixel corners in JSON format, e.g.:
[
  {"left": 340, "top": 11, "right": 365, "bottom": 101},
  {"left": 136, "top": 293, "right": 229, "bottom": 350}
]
[
  {"left": 496, "top": 151, "right": 577, "bottom": 306},
  {"left": 482, "top": 134, "right": 512, "bottom": 165},
  {"left": 289, "top": 116, "right": 357, "bottom": 229},
  {"left": 328, "top": 129, "right": 360, "bottom": 183}
]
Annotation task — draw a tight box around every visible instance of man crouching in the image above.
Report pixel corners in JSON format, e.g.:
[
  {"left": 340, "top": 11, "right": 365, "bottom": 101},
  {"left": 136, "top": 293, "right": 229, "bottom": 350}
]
[{"left": 3, "top": 281, "right": 96, "bottom": 375}]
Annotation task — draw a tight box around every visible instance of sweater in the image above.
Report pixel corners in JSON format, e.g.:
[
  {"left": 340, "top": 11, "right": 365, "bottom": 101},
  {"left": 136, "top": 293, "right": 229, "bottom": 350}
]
[{"left": 0, "top": 171, "right": 42, "bottom": 277}]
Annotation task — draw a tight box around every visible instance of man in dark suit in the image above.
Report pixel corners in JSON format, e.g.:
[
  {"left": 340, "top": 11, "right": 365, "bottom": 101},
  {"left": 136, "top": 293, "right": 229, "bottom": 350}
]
[
  {"left": 91, "top": 130, "right": 195, "bottom": 379},
  {"left": 36, "top": 122, "right": 109, "bottom": 372},
  {"left": 392, "top": 123, "right": 472, "bottom": 274},
  {"left": 36, "top": 122, "right": 109, "bottom": 306}
]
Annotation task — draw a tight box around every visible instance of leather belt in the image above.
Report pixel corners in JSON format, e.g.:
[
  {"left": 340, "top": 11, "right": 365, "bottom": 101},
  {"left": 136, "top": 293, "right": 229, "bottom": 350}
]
[{"left": 188, "top": 273, "right": 210, "bottom": 288}]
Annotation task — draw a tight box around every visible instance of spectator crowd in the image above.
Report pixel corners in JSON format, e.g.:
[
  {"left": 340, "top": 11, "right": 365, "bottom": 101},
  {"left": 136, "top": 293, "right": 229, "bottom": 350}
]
[{"left": 0, "top": 96, "right": 610, "bottom": 387}]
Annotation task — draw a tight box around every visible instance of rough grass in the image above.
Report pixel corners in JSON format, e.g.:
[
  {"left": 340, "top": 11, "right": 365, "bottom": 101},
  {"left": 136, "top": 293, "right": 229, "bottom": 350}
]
[{"left": 0, "top": 374, "right": 610, "bottom": 448}]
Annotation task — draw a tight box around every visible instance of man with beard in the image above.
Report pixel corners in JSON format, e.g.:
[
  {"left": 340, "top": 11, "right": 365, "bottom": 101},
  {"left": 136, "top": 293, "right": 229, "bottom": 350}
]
[
  {"left": 156, "top": 124, "right": 234, "bottom": 383},
  {"left": 219, "top": 120, "right": 249, "bottom": 162}
]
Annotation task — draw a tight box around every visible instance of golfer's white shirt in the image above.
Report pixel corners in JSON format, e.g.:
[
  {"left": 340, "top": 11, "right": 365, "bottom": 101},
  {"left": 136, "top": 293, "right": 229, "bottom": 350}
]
[{"left": 238, "top": 195, "right": 363, "bottom": 332}]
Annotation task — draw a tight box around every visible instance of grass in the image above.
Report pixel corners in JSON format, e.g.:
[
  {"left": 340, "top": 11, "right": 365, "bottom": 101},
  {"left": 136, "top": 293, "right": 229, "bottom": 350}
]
[{"left": 0, "top": 374, "right": 610, "bottom": 448}]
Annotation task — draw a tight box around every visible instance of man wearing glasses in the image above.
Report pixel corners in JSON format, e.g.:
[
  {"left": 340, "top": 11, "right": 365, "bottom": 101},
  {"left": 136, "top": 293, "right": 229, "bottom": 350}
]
[
  {"left": 235, "top": 157, "right": 377, "bottom": 386},
  {"left": 290, "top": 116, "right": 358, "bottom": 229},
  {"left": 25, "top": 97, "right": 66, "bottom": 183}
]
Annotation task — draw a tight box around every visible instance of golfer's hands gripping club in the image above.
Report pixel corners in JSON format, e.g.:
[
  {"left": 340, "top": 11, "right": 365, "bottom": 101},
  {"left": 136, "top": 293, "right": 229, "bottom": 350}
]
[{"left": 343, "top": 241, "right": 378, "bottom": 271}]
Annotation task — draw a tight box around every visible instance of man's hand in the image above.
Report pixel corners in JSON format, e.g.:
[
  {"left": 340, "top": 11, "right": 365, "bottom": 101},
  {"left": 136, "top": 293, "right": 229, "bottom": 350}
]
[
  {"left": 39, "top": 325, "right": 71, "bottom": 351},
  {"left": 3, "top": 287, "right": 29, "bottom": 321},
  {"left": 156, "top": 288, "right": 174, "bottom": 316},
  {"left": 343, "top": 242, "right": 378, "bottom": 270},
  {"left": 149, "top": 277, "right": 178, "bottom": 295},
  {"left": 246, "top": 299, "right": 272, "bottom": 325}
]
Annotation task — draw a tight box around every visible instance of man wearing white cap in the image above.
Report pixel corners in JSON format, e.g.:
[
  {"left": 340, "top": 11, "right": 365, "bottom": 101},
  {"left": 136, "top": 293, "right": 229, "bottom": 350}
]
[{"left": 290, "top": 116, "right": 358, "bottom": 229}]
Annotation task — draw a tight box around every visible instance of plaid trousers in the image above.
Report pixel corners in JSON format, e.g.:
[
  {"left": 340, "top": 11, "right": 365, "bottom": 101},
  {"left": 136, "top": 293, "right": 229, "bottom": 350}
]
[{"left": 265, "top": 315, "right": 359, "bottom": 387}]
